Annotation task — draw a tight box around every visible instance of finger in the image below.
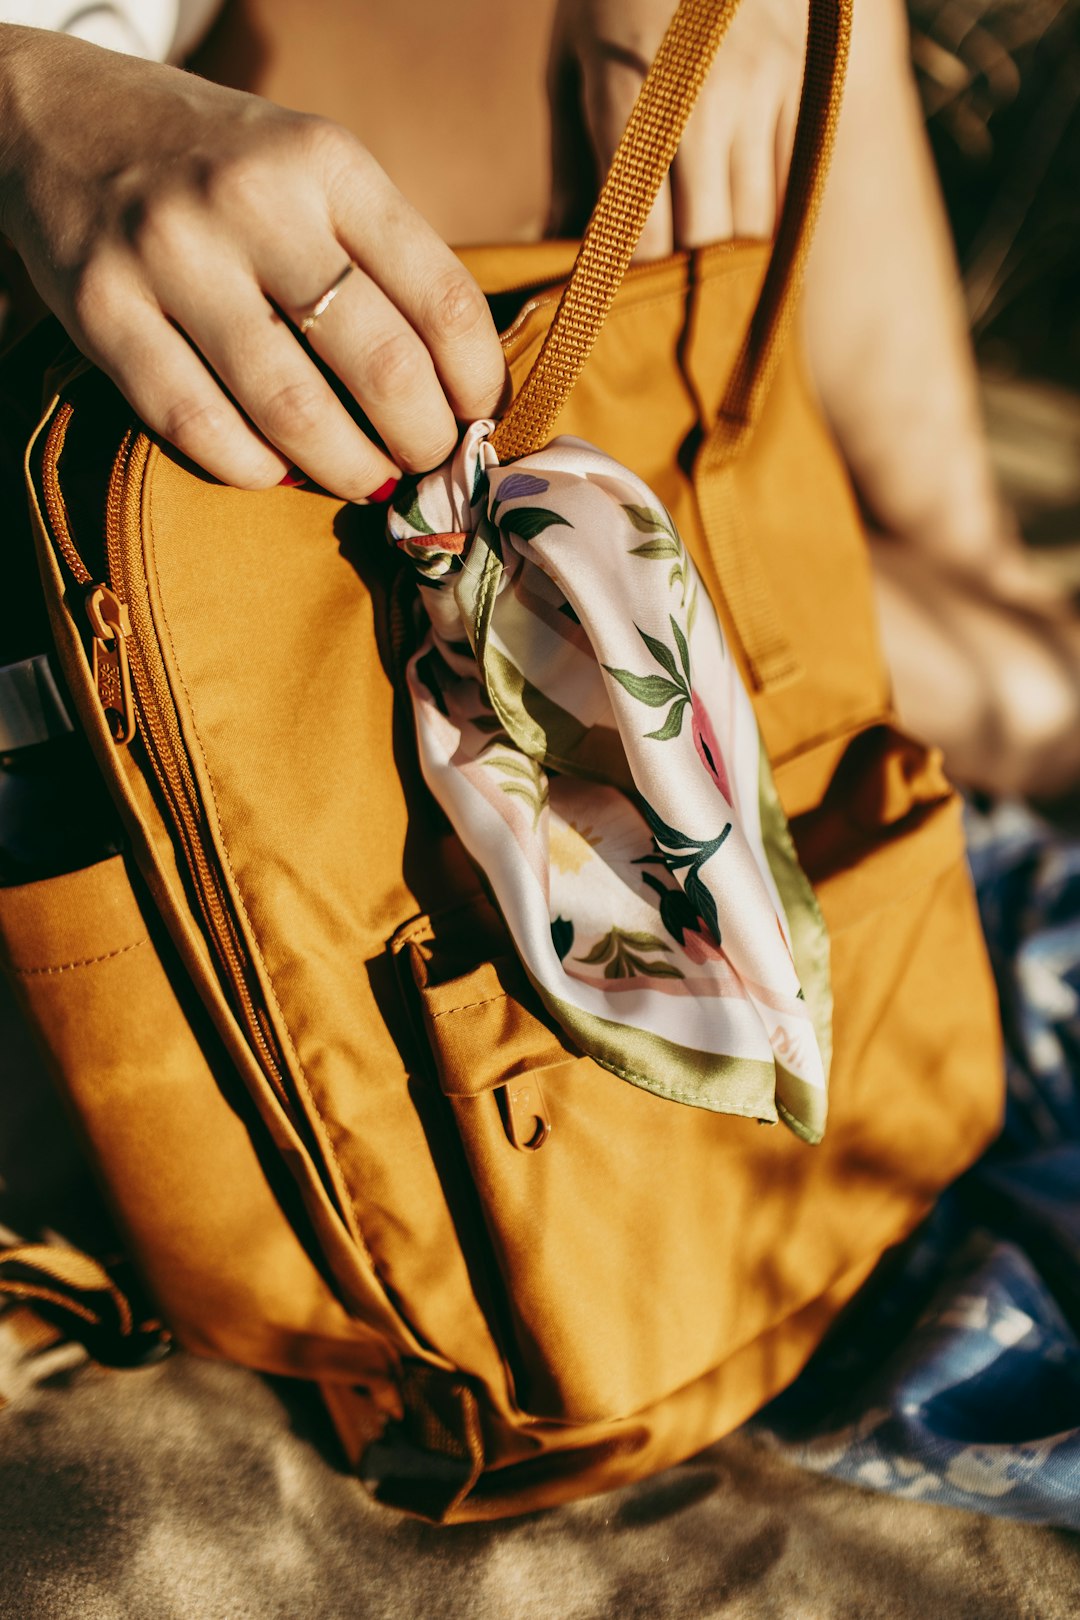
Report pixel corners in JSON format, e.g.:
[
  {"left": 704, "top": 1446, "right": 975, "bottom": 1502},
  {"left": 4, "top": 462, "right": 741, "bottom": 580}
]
[
  {"left": 669, "top": 65, "right": 744, "bottom": 251},
  {"left": 273, "top": 253, "right": 461, "bottom": 475},
  {"left": 326, "top": 160, "right": 509, "bottom": 424},
  {"left": 579, "top": 51, "right": 673, "bottom": 262},
  {"left": 728, "top": 114, "right": 780, "bottom": 241},
  {"left": 774, "top": 93, "right": 799, "bottom": 219},
  {"left": 75, "top": 287, "right": 289, "bottom": 490},
  {"left": 162, "top": 266, "right": 398, "bottom": 499},
  {"left": 670, "top": 123, "right": 734, "bottom": 249}
]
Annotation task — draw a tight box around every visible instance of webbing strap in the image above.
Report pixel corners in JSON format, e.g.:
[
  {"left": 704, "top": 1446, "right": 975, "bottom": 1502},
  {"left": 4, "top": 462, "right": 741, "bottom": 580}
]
[
  {"left": 708, "top": 0, "right": 852, "bottom": 458},
  {"left": 491, "top": 0, "right": 853, "bottom": 694},
  {"left": 491, "top": 0, "right": 850, "bottom": 464},
  {"left": 696, "top": 0, "right": 852, "bottom": 692},
  {"left": 0, "top": 1244, "right": 171, "bottom": 1367},
  {"left": 490, "top": 0, "right": 744, "bottom": 462}
]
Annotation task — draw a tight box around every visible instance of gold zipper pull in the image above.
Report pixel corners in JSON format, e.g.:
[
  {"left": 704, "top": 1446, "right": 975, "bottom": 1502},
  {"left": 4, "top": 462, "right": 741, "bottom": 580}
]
[{"left": 85, "top": 584, "right": 136, "bottom": 745}]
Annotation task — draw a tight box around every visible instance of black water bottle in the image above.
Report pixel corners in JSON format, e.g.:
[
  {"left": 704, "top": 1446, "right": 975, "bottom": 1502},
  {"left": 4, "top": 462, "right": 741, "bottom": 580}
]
[{"left": 0, "top": 654, "right": 122, "bottom": 885}]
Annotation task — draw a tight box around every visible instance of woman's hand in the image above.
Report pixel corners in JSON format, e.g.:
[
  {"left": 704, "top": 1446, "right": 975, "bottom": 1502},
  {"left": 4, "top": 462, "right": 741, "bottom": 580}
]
[
  {"left": 0, "top": 25, "right": 508, "bottom": 499},
  {"left": 547, "top": 0, "right": 808, "bottom": 257}
]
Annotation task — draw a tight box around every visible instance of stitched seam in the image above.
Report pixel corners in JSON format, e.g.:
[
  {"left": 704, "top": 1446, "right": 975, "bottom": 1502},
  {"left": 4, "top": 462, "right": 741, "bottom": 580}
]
[
  {"left": 387, "top": 891, "right": 491, "bottom": 953},
  {"left": 429, "top": 991, "right": 509, "bottom": 1020},
  {"left": 14, "top": 937, "right": 149, "bottom": 976},
  {"left": 770, "top": 706, "right": 896, "bottom": 770},
  {"left": 391, "top": 920, "right": 435, "bottom": 953},
  {"left": 145, "top": 499, "right": 379, "bottom": 1277},
  {"left": 591, "top": 1049, "right": 776, "bottom": 1116}
]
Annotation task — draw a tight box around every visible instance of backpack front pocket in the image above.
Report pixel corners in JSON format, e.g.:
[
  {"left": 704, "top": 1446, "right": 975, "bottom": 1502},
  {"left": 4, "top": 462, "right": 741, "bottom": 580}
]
[
  {"left": 397, "top": 922, "right": 815, "bottom": 1426},
  {"left": 395, "top": 755, "right": 1002, "bottom": 1431}
]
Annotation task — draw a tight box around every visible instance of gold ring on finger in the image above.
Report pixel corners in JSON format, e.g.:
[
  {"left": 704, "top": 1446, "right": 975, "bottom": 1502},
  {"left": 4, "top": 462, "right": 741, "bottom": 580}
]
[{"left": 297, "top": 261, "right": 355, "bottom": 335}]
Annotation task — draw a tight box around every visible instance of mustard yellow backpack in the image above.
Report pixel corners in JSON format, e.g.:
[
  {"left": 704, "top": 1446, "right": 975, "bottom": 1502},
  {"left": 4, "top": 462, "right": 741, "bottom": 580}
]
[{"left": 0, "top": 0, "right": 1002, "bottom": 1522}]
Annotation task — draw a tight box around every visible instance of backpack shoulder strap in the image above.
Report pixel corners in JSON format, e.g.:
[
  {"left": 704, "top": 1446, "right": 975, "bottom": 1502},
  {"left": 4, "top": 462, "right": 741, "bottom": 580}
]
[{"left": 0, "top": 1243, "right": 171, "bottom": 1367}]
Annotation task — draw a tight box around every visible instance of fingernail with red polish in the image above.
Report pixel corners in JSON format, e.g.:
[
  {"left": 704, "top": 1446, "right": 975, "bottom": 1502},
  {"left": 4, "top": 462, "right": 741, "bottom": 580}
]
[
  {"left": 279, "top": 466, "right": 305, "bottom": 487},
  {"left": 369, "top": 477, "right": 399, "bottom": 503}
]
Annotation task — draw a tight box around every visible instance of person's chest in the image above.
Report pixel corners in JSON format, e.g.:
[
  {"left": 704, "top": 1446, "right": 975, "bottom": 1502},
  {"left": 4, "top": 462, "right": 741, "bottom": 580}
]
[{"left": 191, "top": 0, "right": 559, "bottom": 244}]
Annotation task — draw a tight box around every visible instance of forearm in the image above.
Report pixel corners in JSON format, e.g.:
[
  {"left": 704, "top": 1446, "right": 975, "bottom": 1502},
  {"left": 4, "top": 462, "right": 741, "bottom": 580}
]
[
  {"left": 802, "top": 0, "right": 1010, "bottom": 571},
  {"left": 0, "top": 26, "right": 58, "bottom": 241}
]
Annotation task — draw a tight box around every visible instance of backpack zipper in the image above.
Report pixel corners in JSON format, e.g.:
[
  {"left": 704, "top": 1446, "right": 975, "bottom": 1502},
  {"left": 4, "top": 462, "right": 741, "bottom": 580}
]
[{"left": 38, "top": 402, "right": 297, "bottom": 1118}]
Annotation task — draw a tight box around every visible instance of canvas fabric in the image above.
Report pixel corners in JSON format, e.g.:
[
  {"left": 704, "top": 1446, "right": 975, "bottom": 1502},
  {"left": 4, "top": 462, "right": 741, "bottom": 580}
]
[{"left": 0, "top": 0, "right": 1006, "bottom": 1522}]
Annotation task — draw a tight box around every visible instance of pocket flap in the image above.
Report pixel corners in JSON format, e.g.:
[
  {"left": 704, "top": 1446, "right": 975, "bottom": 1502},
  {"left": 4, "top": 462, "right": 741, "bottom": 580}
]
[{"left": 402, "top": 939, "right": 575, "bottom": 1099}]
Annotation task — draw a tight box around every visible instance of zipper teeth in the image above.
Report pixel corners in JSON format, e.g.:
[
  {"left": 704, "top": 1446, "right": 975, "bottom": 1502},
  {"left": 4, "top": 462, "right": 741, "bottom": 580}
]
[
  {"left": 103, "top": 434, "right": 294, "bottom": 1112},
  {"left": 40, "top": 403, "right": 92, "bottom": 587},
  {"left": 40, "top": 405, "right": 355, "bottom": 1236}
]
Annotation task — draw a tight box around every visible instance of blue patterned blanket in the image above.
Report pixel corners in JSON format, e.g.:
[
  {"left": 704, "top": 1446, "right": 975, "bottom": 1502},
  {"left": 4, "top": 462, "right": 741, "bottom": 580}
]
[{"left": 758, "top": 800, "right": 1080, "bottom": 1525}]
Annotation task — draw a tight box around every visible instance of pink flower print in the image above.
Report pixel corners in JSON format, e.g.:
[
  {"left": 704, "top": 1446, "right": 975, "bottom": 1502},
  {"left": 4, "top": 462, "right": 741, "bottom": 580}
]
[
  {"left": 690, "top": 690, "right": 732, "bottom": 801},
  {"left": 395, "top": 530, "right": 469, "bottom": 581},
  {"left": 680, "top": 921, "right": 725, "bottom": 964}
]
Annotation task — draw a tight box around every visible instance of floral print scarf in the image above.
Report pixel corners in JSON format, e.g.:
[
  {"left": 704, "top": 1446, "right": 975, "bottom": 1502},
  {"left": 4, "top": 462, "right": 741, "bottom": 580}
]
[{"left": 389, "top": 423, "right": 832, "bottom": 1142}]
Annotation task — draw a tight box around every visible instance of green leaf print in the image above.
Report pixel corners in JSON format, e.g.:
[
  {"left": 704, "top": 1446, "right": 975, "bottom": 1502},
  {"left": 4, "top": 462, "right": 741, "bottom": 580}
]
[
  {"left": 683, "top": 871, "right": 720, "bottom": 945},
  {"left": 604, "top": 622, "right": 693, "bottom": 740},
  {"left": 644, "top": 698, "right": 689, "bottom": 742},
  {"left": 625, "top": 958, "right": 684, "bottom": 979},
  {"left": 631, "top": 536, "right": 681, "bottom": 561},
  {"left": 482, "top": 754, "right": 537, "bottom": 779},
  {"left": 671, "top": 616, "right": 691, "bottom": 683},
  {"left": 574, "top": 925, "right": 683, "bottom": 982},
  {"left": 500, "top": 507, "right": 573, "bottom": 542},
  {"left": 617, "top": 930, "right": 674, "bottom": 950},
  {"left": 481, "top": 748, "right": 549, "bottom": 830},
  {"left": 637, "top": 628, "right": 680, "bottom": 683},
  {"left": 391, "top": 481, "right": 434, "bottom": 536},
  {"left": 624, "top": 503, "right": 688, "bottom": 603},
  {"left": 576, "top": 935, "right": 618, "bottom": 966},
  {"left": 638, "top": 800, "right": 732, "bottom": 944},
  {"left": 622, "top": 504, "right": 677, "bottom": 539},
  {"left": 668, "top": 557, "right": 689, "bottom": 607},
  {"left": 638, "top": 803, "right": 702, "bottom": 850},
  {"left": 501, "top": 783, "right": 548, "bottom": 821},
  {"left": 604, "top": 670, "right": 685, "bottom": 708},
  {"left": 640, "top": 869, "right": 701, "bottom": 945}
]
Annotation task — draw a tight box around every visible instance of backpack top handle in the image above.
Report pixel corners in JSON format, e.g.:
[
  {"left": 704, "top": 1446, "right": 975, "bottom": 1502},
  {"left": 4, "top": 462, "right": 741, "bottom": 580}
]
[{"left": 489, "top": 0, "right": 853, "bottom": 465}]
